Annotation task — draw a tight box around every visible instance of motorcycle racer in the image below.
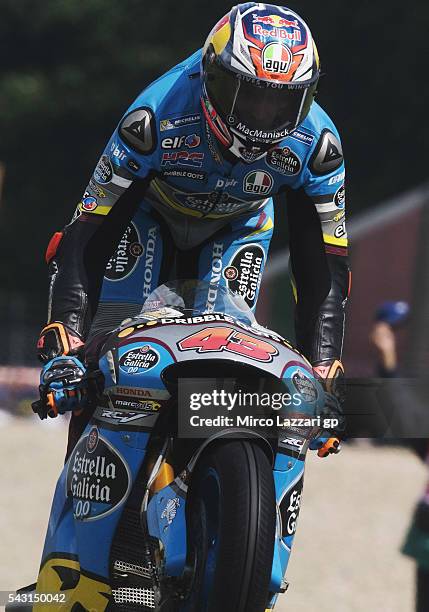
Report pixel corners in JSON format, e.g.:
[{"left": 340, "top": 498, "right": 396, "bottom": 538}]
[{"left": 35, "top": 3, "right": 350, "bottom": 456}]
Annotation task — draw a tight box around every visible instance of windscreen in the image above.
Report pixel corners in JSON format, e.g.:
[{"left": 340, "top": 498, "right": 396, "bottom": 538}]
[{"left": 140, "top": 279, "right": 257, "bottom": 326}]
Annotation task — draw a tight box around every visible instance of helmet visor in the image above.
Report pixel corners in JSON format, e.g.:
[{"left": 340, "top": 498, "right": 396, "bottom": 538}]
[{"left": 205, "top": 57, "right": 318, "bottom": 139}]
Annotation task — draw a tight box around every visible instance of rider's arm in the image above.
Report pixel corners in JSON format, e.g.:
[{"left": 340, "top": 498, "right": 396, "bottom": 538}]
[
  {"left": 38, "top": 104, "right": 158, "bottom": 361},
  {"left": 287, "top": 127, "right": 350, "bottom": 366}
]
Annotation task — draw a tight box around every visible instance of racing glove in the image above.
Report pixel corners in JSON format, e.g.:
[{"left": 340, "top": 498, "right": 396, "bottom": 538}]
[
  {"left": 311, "top": 360, "right": 345, "bottom": 458},
  {"left": 37, "top": 322, "right": 84, "bottom": 363},
  {"left": 32, "top": 356, "right": 86, "bottom": 419}
]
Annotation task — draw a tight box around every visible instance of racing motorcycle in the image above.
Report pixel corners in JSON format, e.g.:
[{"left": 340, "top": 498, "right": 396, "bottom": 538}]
[{"left": 11, "top": 280, "right": 335, "bottom": 612}]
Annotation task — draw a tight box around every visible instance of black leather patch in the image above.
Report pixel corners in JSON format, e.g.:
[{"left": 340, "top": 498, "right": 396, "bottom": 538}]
[
  {"left": 309, "top": 129, "right": 343, "bottom": 176},
  {"left": 119, "top": 107, "right": 157, "bottom": 154}
]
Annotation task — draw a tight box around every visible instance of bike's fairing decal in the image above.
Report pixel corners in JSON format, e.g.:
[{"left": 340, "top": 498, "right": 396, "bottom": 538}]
[
  {"left": 39, "top": 472, "right": 77, "bottom": 563},
  {"left": 177, "top": 325, "right": 279, "bottom": 362},
  {"left": 282, "top": 363, "right": 325, "bottom": 416},
  {"left": 279, "top": 472, "right": 304, "bottom": 541},
  {"left": 147, "top": 482, "right": 188, "bottom": 576},
  {"left": 113, "top": 340, "right": 176, "bottom": 389},
  {"left": 35, "top": 555, "right": 112, "bottom": 611},
  {"left": 66, "top": 426, "right": 132, "bottom": 522},
  {"left": 39, "top": 422, "right": 150, "bottom": 581},
  {"left": 92, "top": 405, "right": 160, "bottom": 435},
  {"left": 270, "top": 455, "right": 306, "bottom": 591},
  {"left": 106, "top": 318, "right": 310, "bottom": 379}
]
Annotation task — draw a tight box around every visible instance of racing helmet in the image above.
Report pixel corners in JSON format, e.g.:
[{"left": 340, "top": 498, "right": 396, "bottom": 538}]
[{"left": 201, "top": 3, "right": 320, "bottom": 162}]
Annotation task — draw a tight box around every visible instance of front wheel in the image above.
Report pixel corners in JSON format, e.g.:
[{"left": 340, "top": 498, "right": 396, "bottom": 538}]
[{"left": 183, "top": 440, "right": 276, "bottom": 612}]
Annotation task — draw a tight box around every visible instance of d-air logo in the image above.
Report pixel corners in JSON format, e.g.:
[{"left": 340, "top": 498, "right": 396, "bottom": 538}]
[
  {"left": 262, "top": 43, "right": 293, "bottom": 74},
  {"left": 243, "top": 171, "right": 273, "bottom": 195},
  {"left": 215, "top": 177, "right": 238, "bottom": 189},
  {"left": 111, "top": 141, "right": 127, "bottom": 161}
]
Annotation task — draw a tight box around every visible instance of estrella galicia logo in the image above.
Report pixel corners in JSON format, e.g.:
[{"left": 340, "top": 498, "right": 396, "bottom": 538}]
[
  {"left": 94, "top": 155, "right": 113, "bottom": 184},
  {"left": 225, "top": 244, "right": 265, "bottom": 308},
  {"left": 266, "top": 147, "right": 301, "bottom": 176},
  {"left": 243, "top": 170, "right": 273, "bottom": 196},
  {"left": 104, "top": 222, "right": 144, "bottom": 282},
  {"left": 280, "top": 474, "right": 304, "bottom": 537},
  {"left": 334, "top": 184, "right": 345, "bottom": 209},
  {"left": 119, "top": 345, "right": 160, "bottom": 375},
  {"left": 67, "top": 432, "right": 131, "bottom": 521}
]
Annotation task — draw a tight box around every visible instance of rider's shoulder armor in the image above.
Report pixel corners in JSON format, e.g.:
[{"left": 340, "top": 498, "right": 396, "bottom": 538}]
[{"left": 275, "top": 103, "right": 345, "bottom": 191}]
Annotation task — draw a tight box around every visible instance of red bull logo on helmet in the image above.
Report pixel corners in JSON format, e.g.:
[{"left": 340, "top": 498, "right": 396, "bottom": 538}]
[
  {"left": 252, "top": 13, "right": 302, "bottom": 42},
  {"left": 253, "top": 14, "right": 300, "bottom": 28},
  {"left": 253, "top": 24, "right": 302, "bottom": 42}
]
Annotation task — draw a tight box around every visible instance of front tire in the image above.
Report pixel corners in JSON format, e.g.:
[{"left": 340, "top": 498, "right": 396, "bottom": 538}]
[{"left": 184, "top": 440, "right": 276, "bottom": 612}]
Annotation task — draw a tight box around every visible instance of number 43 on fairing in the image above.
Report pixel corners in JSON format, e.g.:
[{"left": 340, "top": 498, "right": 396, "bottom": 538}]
[{"left": 177, "top": 326, "right": 279, "bottom": 363}]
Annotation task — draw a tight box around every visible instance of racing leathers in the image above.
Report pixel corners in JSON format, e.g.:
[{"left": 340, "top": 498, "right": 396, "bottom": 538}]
[{"left": 38, "top": 50, "right": 350, "bottom": 449}]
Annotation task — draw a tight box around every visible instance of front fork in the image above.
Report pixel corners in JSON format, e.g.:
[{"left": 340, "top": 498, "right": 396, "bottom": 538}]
[
  {"left": 267, "top": 445, "right": 307, "bottom": 610},
  {"left": 146, "top": 436, "right": 308, "bottom": 610}
]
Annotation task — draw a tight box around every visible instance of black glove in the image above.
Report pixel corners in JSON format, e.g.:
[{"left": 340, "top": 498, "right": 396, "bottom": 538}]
[{"left": 37, "top": 322, "right": 84, "bottom": 363}]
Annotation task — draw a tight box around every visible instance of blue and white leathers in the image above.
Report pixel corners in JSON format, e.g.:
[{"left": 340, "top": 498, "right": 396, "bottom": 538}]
[{"left": 75, "top": 50, "right": 347, "bottom": 315}]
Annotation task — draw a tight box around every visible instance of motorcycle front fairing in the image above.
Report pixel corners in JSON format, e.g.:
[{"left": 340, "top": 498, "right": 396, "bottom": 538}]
[{"left": 34, "top": 280, "right": 325, "bottom": 610}]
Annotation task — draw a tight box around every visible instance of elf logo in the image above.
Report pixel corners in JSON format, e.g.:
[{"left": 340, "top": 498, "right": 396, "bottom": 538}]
[
  {"left": 262, "top": 42, "right": 292, "bottom": 74},
  {"left": 243, "top": 170, "right": 273, "bottom": 196},
  {"left": 161, "top": 134, "right": 201, "bottom": 149}
]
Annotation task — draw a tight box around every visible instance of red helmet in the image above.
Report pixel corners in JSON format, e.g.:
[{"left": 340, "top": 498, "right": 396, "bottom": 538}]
[{"left": 201, "top": 3, "right": 320, "bottom": 162}]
